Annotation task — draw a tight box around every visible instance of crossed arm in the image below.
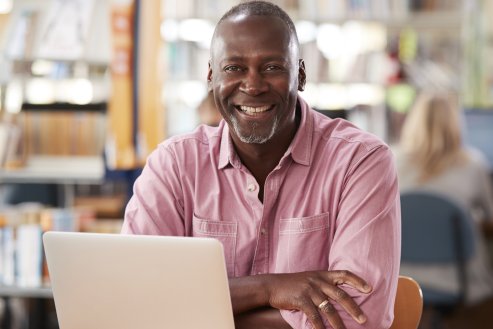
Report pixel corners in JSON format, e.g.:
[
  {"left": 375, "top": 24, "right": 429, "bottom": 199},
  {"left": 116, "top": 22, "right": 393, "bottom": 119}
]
[{"left": 231, "top": 271, "right": 372, "bottom": 329}]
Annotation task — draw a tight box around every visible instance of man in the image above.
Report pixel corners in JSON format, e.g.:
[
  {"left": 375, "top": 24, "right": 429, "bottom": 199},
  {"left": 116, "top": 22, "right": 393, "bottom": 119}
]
[{"left": 122, "top": 1, "right": 400, "bottom": 328}]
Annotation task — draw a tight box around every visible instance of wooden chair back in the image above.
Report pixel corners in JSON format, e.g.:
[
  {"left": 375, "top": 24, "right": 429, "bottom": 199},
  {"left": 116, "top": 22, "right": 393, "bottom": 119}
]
[{"left": 390, "top": 276, "right": 423, "bottom": 329}]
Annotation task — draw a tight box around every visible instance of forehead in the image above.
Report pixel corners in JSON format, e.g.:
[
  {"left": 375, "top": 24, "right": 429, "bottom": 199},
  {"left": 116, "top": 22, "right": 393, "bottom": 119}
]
[{"left": 212, "top": 15, "right": 296, "bottom": 61}]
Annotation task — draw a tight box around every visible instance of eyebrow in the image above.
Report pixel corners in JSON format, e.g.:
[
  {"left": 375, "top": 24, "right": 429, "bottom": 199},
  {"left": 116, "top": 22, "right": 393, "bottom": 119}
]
[{"left": 220, "top": 56, "right": 289, "bottom": 65}]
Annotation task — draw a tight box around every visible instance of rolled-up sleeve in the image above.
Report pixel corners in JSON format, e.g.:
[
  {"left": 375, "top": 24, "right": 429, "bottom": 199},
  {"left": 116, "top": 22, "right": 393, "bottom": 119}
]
[{"left": 280, "top": 145, "right": 401, "bottom": 328}]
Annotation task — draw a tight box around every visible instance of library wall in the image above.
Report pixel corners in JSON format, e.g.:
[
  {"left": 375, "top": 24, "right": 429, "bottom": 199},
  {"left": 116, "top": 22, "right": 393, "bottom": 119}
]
[
  {"left": 1, "top": 1, "right": 493, "bottom": 328},
  {"left": 159, "top": 0, "right": 479, "bottom": 144},
  {"left": 2, "top": 0, "right": 491, "bottom": 172},
  {"left": 0, "top": 0, "right": 130, "bottom": 299}
]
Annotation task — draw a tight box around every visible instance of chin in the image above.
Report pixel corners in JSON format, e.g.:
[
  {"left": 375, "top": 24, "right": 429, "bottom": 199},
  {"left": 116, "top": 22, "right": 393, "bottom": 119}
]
[
  {"left": 238, "top": 134, "right": 271, "bottom": 144},
  {"left": 234, "top": 122, "right": 278, "bottom": 145},
  {"left": 227, "top": 111, "right": 279, "bottom": 144}
]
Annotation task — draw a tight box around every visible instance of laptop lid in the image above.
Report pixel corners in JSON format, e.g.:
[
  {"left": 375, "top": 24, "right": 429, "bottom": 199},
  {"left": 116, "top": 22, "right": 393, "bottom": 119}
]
[{"left": 43, "top": 231, "right": 235, "bottom": 329}]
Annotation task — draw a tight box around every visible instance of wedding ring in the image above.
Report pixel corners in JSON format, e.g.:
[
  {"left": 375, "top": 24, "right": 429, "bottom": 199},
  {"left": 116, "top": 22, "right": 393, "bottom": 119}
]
[{"left": 318, "top": 299, "right": 330, "bottom": 310}]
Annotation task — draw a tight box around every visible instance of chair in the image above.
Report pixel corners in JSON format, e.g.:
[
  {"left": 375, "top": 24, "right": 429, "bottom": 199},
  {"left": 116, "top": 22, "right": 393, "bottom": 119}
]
[
  {"left": 399, "top": 191, "right": 478, "bottom": 329},
  {"left": 400, "top": 191, "right": 476, "bottom": 307},
  {"left": 390, "top": 276, "right": 423, "bottom": 329}
]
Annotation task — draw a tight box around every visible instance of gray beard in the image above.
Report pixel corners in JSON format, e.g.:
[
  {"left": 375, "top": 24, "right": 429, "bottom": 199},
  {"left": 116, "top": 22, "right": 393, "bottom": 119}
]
[{"left": 229, "top": 114, "right": 278, "bottom": 144}]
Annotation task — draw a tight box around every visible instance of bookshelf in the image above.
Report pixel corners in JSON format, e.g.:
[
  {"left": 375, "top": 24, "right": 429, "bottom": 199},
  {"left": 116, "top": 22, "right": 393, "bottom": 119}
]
[
  {"left": 0, "top": 0, "right": 134, "bottom": 219},
  {"left": 159, "top": 0, "right": 478, "bottom": 143},
  {"left": 0, "top": 4, "right": 125, "bottom": 326},
  {"left": 0, "top": 0, "right": 111, "bottom": 173},
  {"left": 0, "top": 203, "right": 123, "bottom": 328},
  {"left": 462, "top": 0, "right": 493, "bottom": 108}
]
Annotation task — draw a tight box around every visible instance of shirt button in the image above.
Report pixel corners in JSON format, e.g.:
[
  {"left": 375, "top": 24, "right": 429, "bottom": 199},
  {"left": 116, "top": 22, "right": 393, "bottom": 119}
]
[
  {"left": 261, "top": 228, "right": 267, "bottom": 235},
  {"left": 247, "top": 183, "right": 256, "bottom": 192}
]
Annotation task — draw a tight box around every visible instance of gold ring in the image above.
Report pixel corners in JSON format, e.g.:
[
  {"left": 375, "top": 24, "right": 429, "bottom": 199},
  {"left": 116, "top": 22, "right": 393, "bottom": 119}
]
[{"left": 318, "top": 299, "right": 330, "bottom": 310}]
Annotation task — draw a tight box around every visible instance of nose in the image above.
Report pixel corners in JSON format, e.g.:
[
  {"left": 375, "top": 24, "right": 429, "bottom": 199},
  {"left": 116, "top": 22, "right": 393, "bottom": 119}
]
[{"left": 239, "top": 70, "right": 269, "bottom": 96}]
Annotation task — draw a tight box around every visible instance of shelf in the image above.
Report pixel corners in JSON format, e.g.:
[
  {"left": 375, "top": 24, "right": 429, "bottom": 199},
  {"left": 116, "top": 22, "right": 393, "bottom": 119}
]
[
  {"left": 161, "top": 11, "right": 462, "bottom": 31},
  {"left": 0, "top": 285, "right": 53, "bottom": 299},
  {"left": 10, "top": 58, "right": 109, "bottom": 67},
  {"left": 385, "top": 11, "right": 462, "bottom": 31},
  {"left": 0, "top": 155, "right": 105, "bottom": 184},
  {"left": 22, "top": 102, "right": 107, "bottom": 113}
]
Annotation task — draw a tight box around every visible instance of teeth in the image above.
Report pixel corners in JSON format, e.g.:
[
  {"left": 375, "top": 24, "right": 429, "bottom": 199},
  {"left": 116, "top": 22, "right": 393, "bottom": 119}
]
[{"left": 239, "top": 105, "right": 270, "bottom": 114}]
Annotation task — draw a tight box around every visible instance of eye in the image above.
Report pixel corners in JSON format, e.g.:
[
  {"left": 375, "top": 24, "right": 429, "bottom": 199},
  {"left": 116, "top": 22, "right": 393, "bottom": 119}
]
[
  {"left": 224, "top": 65, "right": 243, "bottom": 72},
  {"left": 265, "top": 64, "right": 284, "bottom": 72}
]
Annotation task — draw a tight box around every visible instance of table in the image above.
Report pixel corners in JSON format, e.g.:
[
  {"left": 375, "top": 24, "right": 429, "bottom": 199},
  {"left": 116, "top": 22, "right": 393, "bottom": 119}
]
[{"left": 0, "top": 285, "right": 54, "bottom": 329}]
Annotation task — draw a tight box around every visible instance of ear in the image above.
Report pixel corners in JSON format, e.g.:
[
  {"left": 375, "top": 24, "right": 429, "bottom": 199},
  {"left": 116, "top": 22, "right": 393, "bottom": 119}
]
[
  {"left": 207, "top": 60, "right": 213, "bottom": 91},
  {"left": 298, "top": 59, "right": 306, "bottom": 92}
]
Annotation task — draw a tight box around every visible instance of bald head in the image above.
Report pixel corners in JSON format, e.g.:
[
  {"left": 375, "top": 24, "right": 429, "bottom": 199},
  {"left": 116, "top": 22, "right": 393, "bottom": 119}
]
[{"left": 211, "top": 1, "right": 300, "bottom": 57}]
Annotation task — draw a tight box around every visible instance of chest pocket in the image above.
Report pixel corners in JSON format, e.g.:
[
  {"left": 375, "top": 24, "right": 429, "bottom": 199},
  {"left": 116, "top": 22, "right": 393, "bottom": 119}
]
[
  {"left": 192, "top": 216, "right": 237, "bottom": 277},
  {"left": 276, "top": 212, "right": 330, "bottom": 273}
]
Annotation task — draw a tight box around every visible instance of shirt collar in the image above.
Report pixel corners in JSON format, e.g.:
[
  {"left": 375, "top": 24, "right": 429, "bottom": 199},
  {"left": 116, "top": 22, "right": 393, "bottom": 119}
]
[
  {"left": 218, "top": 121, "right": 239, "bottom": 169},
  {"left": 217, "top": 95, "right": 313, "bottom": 170},
  {"left": 289, "top": 96, "right": 313, "bottom": 166}
]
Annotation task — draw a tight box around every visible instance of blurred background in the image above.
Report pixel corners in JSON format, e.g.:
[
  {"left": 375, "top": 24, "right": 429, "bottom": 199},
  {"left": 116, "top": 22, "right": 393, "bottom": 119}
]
[{"left": 0, "top": 0, "right": 492, "bottom": 328}]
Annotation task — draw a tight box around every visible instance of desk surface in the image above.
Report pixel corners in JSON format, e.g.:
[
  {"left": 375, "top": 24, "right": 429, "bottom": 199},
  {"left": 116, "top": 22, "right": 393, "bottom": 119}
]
[{"left": 0, "top": 285, "right": 53, "bottom": 298}]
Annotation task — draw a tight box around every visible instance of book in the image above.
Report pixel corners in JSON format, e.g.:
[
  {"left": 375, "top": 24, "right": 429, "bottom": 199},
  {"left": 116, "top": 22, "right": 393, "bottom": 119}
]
[
  {"left": 15, "top": 223, "right": 43, "bottom": 287},
  {"left": 37, "top": 0, "right": 96, "bottom": 60},
  {"left": 0, "top": 123, "right": 9, "bottom": 166},
  {"left": 2, "top": 120, "right": 26, "bottom": 169},
  {"left": 2, "top": 226, "right": 15, "bottom": 286},
  {"left": 0, "top": 222, "right": 4, "bottom": 283}
]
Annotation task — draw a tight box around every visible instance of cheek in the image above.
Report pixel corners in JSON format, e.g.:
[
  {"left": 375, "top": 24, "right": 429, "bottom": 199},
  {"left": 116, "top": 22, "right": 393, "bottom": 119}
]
[
  {"left": 214, "top": 76, "right": 239, "bottom": 101},
  {"left": 212, "top": 79, "right": 235, "bottom": 115},
  {"left": 271, "top": 73, "right": 297, "bottom": 90}
]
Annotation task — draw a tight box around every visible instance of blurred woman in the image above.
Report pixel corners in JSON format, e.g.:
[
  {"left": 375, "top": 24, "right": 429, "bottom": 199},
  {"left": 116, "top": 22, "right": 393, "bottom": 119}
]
[{"left": 395, "top": 93, "right": 493, "bottom": 305}]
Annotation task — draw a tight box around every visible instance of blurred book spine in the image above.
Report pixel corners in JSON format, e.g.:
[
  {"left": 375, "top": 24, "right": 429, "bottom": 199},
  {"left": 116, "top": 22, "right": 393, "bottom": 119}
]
[
  {"left": 0, "top": 117, "right": 26, "bottom": 169},
  {"left": 16, "top": 224, "right": 43, "bottom": 287},
  {"left": 0, "top": 205, "right": 97, "bottom": 287},
  {"left": 1, "top": 226, "right": 15, "bottom": 286},
  {"left": 24, "top": 112, "right": 105, "bottom": 157}
]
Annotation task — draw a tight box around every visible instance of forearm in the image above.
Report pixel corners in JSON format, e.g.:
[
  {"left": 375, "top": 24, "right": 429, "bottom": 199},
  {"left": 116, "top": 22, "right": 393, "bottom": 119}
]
[
  {"left": 235, "top": 307, "right": 292, "bottom": 329},
  {"left": 229, "top": 275, "right": 270, "bottom": 314}
]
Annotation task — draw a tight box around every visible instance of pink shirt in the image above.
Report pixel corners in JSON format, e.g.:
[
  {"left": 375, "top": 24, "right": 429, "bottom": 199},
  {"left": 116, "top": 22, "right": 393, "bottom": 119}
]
[{"left": 122, "top": 96, "right": 401, "bottom": 328}]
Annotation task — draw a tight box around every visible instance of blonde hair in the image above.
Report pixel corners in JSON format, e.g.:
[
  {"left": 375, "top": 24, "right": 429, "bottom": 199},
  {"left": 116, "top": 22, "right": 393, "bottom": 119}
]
[{"left": 400, "top": 93, "right": 469, "bottom": 183}]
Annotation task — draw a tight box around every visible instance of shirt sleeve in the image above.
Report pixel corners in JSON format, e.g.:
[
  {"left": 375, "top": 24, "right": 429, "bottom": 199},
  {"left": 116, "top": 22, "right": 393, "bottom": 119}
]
[
  {"left": 280, "top": 145, "right": 401, "bottom": 329},
  {"left": 121, "top": 143, "right": 186, "bottom": 236}
]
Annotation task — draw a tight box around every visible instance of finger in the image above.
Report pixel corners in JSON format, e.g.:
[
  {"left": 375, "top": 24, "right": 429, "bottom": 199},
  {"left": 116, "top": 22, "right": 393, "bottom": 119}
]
[
  {"left": 311, "top": 289, "right": 346, "bottom": 329},
  {"left": 321, "top": 284, "right": 367, "bottom": 325},
  {"left": 314, "top": 296, "right": 346, "bottom": 329},
  {"left": 297, "top": 297, "right": 326, "bottom": 329},
  {"left": 326, "top": 270, "right": 372, "bottom": 293}
]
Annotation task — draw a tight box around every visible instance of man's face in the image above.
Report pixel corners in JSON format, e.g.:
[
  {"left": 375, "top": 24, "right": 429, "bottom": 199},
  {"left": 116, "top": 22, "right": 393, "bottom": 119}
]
[{"left": 208, "top": 15, "right": 305, "bottom": 144}]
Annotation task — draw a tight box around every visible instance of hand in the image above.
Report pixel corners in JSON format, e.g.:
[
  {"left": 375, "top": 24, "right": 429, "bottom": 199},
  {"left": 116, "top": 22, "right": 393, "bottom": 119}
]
[
  {"left": 234, "top": 307, "right": 292, "bottom": 329},
  {"left": 264, "top": 270, "right": 372, "bottom": 329}
]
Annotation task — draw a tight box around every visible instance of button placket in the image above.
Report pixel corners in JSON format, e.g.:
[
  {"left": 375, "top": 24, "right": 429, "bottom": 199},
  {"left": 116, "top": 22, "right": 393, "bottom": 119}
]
[{"left": 247, "top": 183, "right": 256, "bottom": 192}]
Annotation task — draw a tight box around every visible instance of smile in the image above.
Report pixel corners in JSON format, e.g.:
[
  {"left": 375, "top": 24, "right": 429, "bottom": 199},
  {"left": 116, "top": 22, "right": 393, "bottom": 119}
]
[{"left": 236, "top": 105, "right": 273, "bottom": 115}]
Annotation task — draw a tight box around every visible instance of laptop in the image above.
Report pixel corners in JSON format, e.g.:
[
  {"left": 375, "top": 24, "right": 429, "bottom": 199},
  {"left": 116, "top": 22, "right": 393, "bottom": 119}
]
[{"left": 43, "top": 231, "right": 235, "bottom": 329}]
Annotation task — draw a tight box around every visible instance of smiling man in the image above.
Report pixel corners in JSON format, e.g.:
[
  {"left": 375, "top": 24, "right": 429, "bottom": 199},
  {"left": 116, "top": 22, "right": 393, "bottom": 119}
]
[{"left": 122, "top": 1, "right": 401, "bottom": 328}]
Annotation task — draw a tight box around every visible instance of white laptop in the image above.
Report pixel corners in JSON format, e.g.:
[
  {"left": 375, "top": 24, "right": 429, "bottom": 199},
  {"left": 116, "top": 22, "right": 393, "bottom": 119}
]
[{"left": 43, "top": 231, "right": 235, "bottom": 329}]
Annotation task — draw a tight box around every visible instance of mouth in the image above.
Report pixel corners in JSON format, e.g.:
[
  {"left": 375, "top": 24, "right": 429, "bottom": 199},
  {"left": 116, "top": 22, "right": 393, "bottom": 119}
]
[{"left": 235, "top": 105, "right": 274, "bottom": 115}]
